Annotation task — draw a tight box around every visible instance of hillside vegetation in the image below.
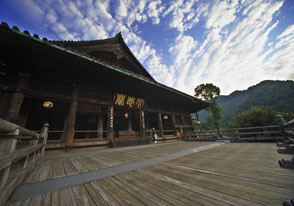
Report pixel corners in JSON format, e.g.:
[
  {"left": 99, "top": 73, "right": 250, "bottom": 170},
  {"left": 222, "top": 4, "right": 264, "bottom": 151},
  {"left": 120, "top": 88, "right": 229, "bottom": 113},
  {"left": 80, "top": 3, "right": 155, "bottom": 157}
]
[{"left": 198, "top": 80, "right": 294, "bottom": 127}]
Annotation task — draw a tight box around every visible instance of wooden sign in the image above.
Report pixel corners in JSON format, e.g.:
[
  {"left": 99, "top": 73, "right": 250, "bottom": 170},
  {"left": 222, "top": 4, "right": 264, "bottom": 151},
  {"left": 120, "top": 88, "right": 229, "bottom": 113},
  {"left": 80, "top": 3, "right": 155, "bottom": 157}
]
[
  {"left": 110, "top": 107, "right": 114, "bottom": 128},
  {"left": 114, "top": 93, "right": 144, "bottom": 109}
]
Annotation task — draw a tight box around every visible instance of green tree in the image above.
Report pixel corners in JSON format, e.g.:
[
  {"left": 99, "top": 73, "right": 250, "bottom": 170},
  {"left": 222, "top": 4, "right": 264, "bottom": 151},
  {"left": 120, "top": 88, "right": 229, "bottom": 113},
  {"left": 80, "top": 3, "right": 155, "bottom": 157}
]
[
  {"left": 228, "top": 106, "right": 278, "bottom": 128},
  {"left": 194, "top": 83, "right": 220, "bottom": 100},
  {"left": 194, "top": 83, "right": 221, "bottom": 130}
]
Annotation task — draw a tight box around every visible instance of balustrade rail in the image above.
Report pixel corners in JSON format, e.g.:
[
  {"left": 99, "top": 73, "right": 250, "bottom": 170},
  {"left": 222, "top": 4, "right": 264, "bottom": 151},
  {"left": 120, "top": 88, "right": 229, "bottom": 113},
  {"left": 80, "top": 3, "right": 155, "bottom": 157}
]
[
  {"left": 277, "top": 116, "right": 294, "bottom": 170},
  {"left": 74, "top": 130, "right": 108, "bottom": 139},
  {"left": 190, "top": 124, "right": 285, "bottom": 142},
  {"left": 163, "top": 129, "right": 176, "bottom": 136},
  {"left": 0, "top": 118, "right": 48, "bottom": 205}
]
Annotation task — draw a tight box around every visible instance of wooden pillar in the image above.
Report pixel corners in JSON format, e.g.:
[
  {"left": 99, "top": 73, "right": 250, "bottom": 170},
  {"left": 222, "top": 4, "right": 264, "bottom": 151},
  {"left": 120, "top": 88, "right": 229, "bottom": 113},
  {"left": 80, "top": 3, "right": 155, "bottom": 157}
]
[
  {"left": 158, "top": 112, "right": 163, "bottom": 137},
  {"left": 146, "top": 117, "right": 150, "bottom": 136},
  {"left": 18, "top": 110, "right": 29, "bottom": 127},
  {"left": 181, "top": 113, "right": 186, "bottom": 125},
  {"left": 107, "top": 106, "right": 114, "bottom": 142},
  {"left": 41, "top": 123, "right": 49, "bottom": 155},
  {"left": 172, "top": 114, "right": 177, "bottom": 136},
  {"left": 195, "top": 112, "right": 202, "bottom": 131},
  {"left": 181, "top": 113, "right": 186, "bottom": 137},
  {"left": 64, "top": 88, "right": 78, "bottom": 148},
  {"left": 140, "top": 110, "right": 145, "bottom": 137},
  {"left": 5, "top": 74, "right": 29, "bottom": 123},
  {"left": 97, "top": 114, "right": 104, "bottom": 138},
  {"left": 127, "top": 118, "right": 132, "bottom": 131}
]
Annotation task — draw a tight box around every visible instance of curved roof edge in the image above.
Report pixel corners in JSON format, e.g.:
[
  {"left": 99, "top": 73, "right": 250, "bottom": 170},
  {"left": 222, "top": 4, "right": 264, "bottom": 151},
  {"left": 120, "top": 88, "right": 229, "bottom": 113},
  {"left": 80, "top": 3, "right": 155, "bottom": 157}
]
[{"left": 0, "top": 22, "right": 210, "bottom": 111}]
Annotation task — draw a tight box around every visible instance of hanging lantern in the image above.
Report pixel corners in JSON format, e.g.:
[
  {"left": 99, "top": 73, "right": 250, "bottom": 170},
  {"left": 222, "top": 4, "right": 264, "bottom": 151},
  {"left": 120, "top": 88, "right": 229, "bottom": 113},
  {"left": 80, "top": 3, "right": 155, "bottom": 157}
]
[
  {"left": 124, "top": 112, "right": 129, "bottom": 118},
  {"left": 43, "top": 101, "right": 53, "bottom": 109},
  {"left": 163, "top": 115, "right": 168, "bottom": 120},
  {"left": 196, "top": 121, "right": 201, "bottom": 125}
]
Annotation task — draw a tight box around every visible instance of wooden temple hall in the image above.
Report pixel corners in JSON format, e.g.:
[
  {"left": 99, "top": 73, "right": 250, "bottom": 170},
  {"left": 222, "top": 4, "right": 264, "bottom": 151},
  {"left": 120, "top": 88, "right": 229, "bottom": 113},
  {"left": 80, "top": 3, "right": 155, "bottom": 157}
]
[{"left": 0, "top": 22, "right": 209, "bottom": 151}]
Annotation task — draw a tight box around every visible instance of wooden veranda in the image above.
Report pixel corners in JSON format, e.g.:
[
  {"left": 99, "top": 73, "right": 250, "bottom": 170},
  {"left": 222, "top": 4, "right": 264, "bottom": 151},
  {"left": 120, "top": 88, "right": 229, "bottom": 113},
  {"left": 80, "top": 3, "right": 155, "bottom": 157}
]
[
  {"left": 1, "top": 117, "right": 294, "bottom": 206},
  {"left": 6, "top": 142, "right": 294, "bottom": 206}
]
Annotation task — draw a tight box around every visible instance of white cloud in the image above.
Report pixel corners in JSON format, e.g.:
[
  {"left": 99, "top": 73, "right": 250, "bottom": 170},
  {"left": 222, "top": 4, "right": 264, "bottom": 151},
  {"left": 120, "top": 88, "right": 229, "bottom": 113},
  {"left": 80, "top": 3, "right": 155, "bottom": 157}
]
[
  {"left": 7, "top": 0, "right": 293, "bottom": 97},
  {"left": 115, "top": 0, "right": 128, "bottom": 19},
  {"left": 170, "top": 0, "right": 290, "bottom": 95}
]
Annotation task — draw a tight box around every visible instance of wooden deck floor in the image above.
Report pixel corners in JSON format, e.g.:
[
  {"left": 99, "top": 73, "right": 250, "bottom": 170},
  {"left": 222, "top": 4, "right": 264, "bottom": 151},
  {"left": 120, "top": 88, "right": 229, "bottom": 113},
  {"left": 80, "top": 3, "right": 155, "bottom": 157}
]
[{"left": 9, "top": 142, "right": 294, "bottom": 206}]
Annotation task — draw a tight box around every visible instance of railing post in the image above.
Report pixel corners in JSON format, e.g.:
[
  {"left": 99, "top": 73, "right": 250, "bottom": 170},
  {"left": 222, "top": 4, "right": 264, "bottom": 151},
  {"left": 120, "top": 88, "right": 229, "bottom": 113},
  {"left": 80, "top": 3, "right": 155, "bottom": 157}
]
[
  {"left": 0, "top": 128, "right": 19, "bottom": 190},
  {"left": 41, "top": 123, "right": 49, "bottom": 155},
  {"left": 277, "top": 115, "right": 286, "bottom": 139},
  {"left": 234, "top": 129, "right": 240, "bottom": 141}
]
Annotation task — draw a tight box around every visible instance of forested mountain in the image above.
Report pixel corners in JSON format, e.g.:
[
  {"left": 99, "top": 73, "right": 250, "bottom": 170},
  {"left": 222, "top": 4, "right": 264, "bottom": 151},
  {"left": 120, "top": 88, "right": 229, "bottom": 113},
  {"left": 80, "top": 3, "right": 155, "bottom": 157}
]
[{"left": 197, "top": 80, "right": 294, "bottom": 127}]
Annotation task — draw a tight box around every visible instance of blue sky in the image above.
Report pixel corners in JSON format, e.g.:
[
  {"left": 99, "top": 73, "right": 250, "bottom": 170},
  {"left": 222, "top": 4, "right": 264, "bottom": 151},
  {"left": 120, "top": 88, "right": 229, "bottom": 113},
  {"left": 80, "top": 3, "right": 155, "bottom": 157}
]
[{"left": 1, "top": 0, "right": 293, "bottom": 95}]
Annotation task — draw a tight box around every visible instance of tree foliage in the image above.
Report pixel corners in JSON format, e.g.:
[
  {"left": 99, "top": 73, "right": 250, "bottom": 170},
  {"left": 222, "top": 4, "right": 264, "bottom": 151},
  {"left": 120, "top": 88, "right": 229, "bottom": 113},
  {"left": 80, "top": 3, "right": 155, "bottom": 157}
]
[
  {"left": 194, "top": 83, "right": 220, "bottom": 101},
  {"left": 194, "top": 83, "right": 221, "bottom": 130},
  {"left": 198, "top": 80, "right": 294, "bottom": 127},
  {"left": 228, "top": 106, "right": 278, "bottom": 128}
]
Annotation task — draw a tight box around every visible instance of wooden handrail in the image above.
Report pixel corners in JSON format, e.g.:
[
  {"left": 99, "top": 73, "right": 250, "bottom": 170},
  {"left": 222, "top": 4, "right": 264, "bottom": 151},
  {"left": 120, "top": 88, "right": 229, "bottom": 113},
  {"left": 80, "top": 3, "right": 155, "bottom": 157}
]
[
  {"left": 0, "top": 118, "right": 39, "bottom": 138},
  {"left": 0, "top": 119, "right": 49, "bottom": 205}
]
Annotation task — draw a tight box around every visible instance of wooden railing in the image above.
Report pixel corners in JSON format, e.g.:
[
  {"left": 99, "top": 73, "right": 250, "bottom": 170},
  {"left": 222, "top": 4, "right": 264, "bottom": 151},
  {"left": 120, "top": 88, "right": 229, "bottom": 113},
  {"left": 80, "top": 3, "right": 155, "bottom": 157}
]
[
  {"left": 190, "top": 124, "right": 285, "bottom": 142},
  {"left": 163, "top": 129, "right": 176, "bottom": 136},
  {"left": 0, "top": 118, "right": 49, "bottom": 205},
  {"left": 277, "top": 116, "right": 294, "bottom": 169},
  {"left": 276, "top": 116, "right": 294, "bottom": 205}
]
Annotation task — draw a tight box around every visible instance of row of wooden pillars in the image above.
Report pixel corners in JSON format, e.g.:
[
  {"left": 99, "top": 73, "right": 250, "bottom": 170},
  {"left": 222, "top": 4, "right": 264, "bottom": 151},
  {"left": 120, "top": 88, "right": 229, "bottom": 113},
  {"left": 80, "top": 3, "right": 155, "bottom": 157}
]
[{"left": 3, "top": 75, "right": 189, "bottom": 148}]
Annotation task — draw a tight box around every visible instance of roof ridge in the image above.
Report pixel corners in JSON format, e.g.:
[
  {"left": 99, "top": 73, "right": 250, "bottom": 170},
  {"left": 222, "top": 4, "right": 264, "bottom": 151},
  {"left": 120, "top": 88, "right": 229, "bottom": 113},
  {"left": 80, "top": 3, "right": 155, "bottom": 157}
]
[{"left": 115, "top": 32, "right": 156, "bottom": 81}]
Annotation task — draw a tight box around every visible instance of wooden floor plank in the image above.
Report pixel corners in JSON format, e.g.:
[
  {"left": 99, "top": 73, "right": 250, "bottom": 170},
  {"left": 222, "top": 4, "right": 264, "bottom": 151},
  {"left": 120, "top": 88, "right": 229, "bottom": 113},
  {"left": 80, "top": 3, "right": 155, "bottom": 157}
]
[
  {"left": 142, "top": 167, "right": 265, "bottom": 206},
  {"left": 150, "top": 164, "right": 283, "bottom": 206},
  {"left": 112, "top": 175, "right": 170, "bottom": 206},
  {"left": 69, "top": 157, "right": 88, "bottom": 173},
  {"left": 7, "top": 142, "right": 294, "bottom": 206},
  {"left": 135, "top": 169, "right": 230, "bottom": 206},
  {"left": 120, "top": 172, "right": 189, "bottom": 206},
  {"left": 28, "top": 195, "right": 42, "bottom": 206},
  {"left": 89, "top": 181, "right": 120, "bottom": 206},
  {"left": 62, "top": 158, "right": 78, "bottom": 176},
  {"left": 53, "top": 159, "right": 66, "bottom": 178},
  {"left": 77, "top": 156, "right": 98, "bottom": 171},
  {"left": 51, "top": 191, "right": 59, "bottom": 206},
  {"left": 127, "top": 171, "right": 208, "bottom": 206},
  {"left": 59, "top": 188, "right": 75, "bottom": 206},
  {"left": 99, "top": 178, "right": 145, "bottom": 206},
  {"left": 83, "top": 183, "right": 106, "bottom": 205},
  {"left": 161, "top": 163, "right": 292, "bottom": 198}
]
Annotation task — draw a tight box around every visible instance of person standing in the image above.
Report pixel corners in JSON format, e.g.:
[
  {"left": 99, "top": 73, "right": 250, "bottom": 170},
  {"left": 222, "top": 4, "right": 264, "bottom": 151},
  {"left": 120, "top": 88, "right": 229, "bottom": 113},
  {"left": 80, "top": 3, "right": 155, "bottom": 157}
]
[{"left": 152, "top": 128, "right": 157, "bottom": 143}]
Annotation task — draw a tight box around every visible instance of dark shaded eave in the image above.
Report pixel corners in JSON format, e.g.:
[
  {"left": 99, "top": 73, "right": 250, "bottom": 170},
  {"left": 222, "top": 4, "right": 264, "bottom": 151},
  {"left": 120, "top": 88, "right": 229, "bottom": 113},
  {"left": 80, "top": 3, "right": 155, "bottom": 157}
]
[{"left": 0, "top": 22, "right": 210, "bottom": 113}]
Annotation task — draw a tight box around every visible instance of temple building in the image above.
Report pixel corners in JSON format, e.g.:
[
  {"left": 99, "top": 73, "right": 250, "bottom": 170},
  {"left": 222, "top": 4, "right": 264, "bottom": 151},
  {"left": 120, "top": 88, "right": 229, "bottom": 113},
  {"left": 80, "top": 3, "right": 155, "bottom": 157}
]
[{"left": 0, "top": 22, "right": 209, "bottom": 150}]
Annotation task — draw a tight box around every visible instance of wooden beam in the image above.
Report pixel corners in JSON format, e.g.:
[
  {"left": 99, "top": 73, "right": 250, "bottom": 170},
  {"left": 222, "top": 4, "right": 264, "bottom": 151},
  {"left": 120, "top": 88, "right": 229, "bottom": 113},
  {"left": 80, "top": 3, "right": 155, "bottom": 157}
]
[
  {"left": 145, "top": 108, "right": 191, "bottom": 117},
  {"left": 23, "top": 88, "right": 110, "bottom": 106}
]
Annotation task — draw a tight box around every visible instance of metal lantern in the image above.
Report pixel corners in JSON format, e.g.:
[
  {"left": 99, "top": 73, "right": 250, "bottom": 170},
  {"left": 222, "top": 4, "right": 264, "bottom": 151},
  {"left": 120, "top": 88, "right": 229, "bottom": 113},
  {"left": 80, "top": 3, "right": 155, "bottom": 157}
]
[
  {"left": 43, "top": 101, "right": 53, "bottom": 109},
  {"left": 163, "top": 115, "right": 168, "bottom": 120},
  {"left": 124, "top": 112, "right": 129, "bottom": 118}
]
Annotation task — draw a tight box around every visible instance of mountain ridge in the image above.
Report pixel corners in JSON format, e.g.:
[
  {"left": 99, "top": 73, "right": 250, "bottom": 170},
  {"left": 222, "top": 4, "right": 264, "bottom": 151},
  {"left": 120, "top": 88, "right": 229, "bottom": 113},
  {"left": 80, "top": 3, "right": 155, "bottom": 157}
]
[{"left": 197, "top": 80, "right": 294, "bottom": 127}]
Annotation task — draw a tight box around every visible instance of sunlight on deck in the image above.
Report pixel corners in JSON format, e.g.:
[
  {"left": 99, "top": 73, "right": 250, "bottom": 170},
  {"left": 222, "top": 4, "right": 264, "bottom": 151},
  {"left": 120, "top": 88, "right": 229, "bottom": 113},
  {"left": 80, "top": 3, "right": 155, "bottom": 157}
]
[{"left": 10, "top": 142, "right": 294, "bottom": 206}]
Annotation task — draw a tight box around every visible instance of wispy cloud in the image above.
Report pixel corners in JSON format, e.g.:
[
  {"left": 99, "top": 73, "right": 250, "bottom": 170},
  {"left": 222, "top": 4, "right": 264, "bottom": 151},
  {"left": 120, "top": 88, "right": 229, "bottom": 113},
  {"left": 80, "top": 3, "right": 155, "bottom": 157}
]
[{"left": 6, "top": 0, "right": 294, "bottom": 96}]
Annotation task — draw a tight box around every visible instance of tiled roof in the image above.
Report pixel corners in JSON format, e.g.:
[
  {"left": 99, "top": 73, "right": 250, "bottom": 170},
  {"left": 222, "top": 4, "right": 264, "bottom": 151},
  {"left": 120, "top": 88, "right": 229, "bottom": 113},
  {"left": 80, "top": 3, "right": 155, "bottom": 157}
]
[{"left": 0, "top": 22, "right": 210, "bottom": 109}]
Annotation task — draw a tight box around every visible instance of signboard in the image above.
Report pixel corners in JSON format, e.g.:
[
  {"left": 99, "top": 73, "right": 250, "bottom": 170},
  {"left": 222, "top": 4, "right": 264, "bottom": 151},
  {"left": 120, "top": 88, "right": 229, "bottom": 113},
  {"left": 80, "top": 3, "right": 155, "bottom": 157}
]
[{"left": 114, "top": 93, "right": 145, "bottom": 110}]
